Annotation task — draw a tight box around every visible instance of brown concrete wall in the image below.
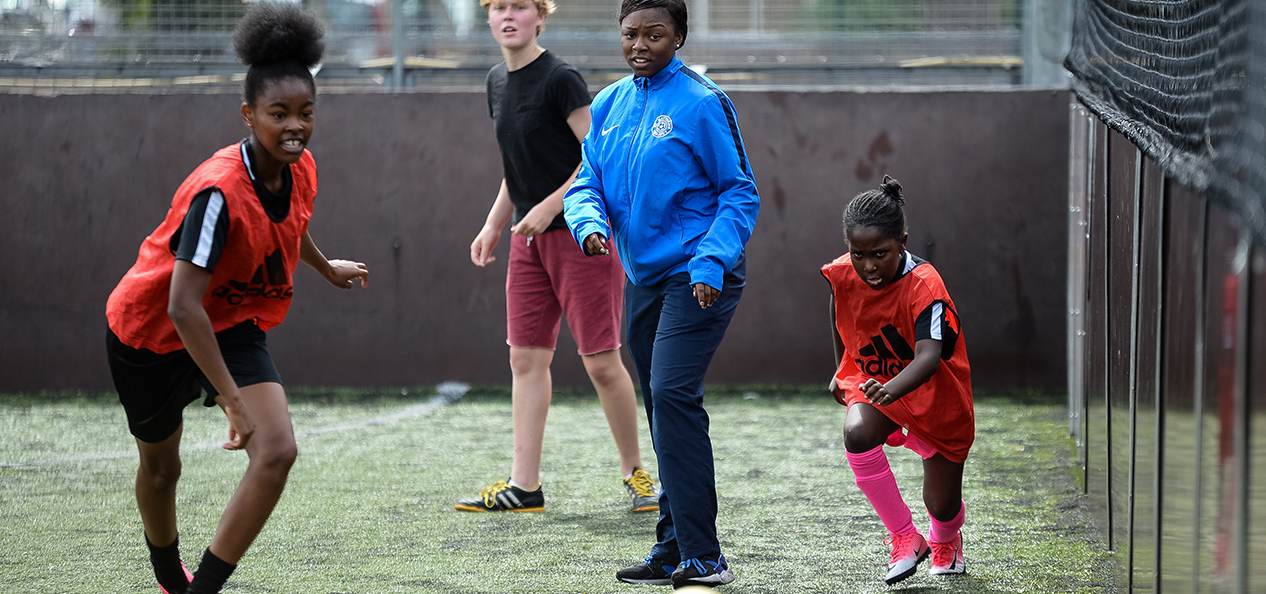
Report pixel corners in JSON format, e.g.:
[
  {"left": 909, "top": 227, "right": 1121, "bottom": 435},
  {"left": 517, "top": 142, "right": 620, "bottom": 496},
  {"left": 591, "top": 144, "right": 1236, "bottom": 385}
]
[{"left": 0, "top": 88, "right": 1069, "bottom": 391}]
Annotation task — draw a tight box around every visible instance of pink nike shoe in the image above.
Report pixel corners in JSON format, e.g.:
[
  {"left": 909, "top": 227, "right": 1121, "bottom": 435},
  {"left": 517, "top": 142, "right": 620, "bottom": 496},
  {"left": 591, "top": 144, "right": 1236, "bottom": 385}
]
[
  {"left": 929, "top": 532, "right": 966, "bottom": 575},
  {"left": 883, "top": 531, "right": 929, "bottom": 584}
]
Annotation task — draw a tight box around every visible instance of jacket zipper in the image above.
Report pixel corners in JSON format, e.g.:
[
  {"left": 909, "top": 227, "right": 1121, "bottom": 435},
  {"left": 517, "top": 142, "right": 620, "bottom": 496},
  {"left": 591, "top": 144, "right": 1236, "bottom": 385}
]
[{"left": 621, "top": 78, "right": 651, "bottom": 286}]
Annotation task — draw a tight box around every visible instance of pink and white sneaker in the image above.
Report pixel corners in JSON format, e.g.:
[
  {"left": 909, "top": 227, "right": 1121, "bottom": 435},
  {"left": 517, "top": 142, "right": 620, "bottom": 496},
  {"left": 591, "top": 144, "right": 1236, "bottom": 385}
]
[
  {"left": 883, "top": 531, "right": 929, "bottom": 584},
  {"left": 156, "top": 562, "right": 193, "bottom": 594},
  {"left": 929, "top": 532, "right": 966, "bottom": 575}
]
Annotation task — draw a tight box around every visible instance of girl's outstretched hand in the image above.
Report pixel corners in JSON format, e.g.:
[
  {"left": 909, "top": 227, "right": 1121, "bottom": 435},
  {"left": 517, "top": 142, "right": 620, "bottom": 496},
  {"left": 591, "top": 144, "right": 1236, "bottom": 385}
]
[
  {"left": 470, "top": 226, "right": 501, "bottom": 267},
  {"left": 859, "top": 378, "right": 900, "bottom": 407},
  {"left": 583, "top": 233, "right": 609, "bottom": 256},
  {"left": 218, "top": 400, "right": 255, "bottom": 450},
  {"left": 325, "top": 259, "right": 369, "bottom": 289}
]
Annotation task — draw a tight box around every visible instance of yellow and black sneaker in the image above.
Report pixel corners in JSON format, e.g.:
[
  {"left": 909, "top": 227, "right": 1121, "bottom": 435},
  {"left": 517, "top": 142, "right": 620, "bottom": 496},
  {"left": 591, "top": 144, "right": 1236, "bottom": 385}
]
[
  {"left": 623, "top": 467, "right": 660, "bottom": 513},
  {"left": 454, "top": 479, "right": 544, "bottom": 512}
]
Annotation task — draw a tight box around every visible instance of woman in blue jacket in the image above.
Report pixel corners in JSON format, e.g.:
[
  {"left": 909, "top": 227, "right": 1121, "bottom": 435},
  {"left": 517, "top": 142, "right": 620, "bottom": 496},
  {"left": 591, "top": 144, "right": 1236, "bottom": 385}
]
[{"left": 563, "top": 0, "right": 759, "bottom": 587}]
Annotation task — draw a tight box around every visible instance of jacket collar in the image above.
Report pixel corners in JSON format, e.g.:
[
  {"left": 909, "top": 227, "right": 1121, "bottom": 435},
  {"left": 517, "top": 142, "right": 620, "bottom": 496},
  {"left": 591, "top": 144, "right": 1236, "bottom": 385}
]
[{"left": 634, "top": 57, "right": 683, "bottom": 90}]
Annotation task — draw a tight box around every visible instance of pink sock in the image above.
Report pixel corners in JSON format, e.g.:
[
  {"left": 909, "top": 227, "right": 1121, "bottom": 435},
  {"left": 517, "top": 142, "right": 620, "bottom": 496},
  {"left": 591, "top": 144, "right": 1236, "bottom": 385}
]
[
  {"left": 846, "top": 445, "right": 916, "bottom": 536},
  {"left": 928, "top": 500, "right": 966, "bottom": 543}
]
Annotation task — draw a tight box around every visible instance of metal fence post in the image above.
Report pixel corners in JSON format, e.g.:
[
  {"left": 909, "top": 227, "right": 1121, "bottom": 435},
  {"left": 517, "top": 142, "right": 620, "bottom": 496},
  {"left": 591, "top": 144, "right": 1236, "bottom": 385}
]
[{"left": 392, "top": 0, "right": 405, "bottom": 89}]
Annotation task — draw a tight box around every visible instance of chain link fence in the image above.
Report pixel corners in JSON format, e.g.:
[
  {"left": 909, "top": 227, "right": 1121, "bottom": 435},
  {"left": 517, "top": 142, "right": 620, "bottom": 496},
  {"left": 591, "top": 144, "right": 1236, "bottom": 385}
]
[{"left": 0, "top": 0, "right": 1058, "bottom": 91}]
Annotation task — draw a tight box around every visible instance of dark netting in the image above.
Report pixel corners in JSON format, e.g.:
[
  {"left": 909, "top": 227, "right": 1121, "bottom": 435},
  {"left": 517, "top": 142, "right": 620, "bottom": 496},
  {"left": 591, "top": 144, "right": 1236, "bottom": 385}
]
[{"left": 1065, "top": 0, "right": 1266, "bottom": 244}]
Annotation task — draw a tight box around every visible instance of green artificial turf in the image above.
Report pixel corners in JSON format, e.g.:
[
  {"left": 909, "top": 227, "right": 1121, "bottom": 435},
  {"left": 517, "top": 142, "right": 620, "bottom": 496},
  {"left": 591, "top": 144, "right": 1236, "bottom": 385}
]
[{"left": 0, "top": 387, "right": 1115, "bottom": 593}]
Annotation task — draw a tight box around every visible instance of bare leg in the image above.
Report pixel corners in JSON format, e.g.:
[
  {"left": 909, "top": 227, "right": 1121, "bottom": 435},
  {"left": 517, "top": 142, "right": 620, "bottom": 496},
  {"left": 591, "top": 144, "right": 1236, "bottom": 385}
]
[
  {"left": 921, "top": 453, "right": 965, "bottom": 522},
  {"left": 581, "top": 349, "right": 643, "bottom": 476},
  {"left": 509, "top": 346, "right": 554, "bottom": 490},
  {"left": 135, "top": 424, "right": 185, "bottom": 547},
  {"left": 207, "top": 382, "right": 296, "bottom": 564},
  {"left": 843, "top": 402, "right": 901, "bottom": 453}
]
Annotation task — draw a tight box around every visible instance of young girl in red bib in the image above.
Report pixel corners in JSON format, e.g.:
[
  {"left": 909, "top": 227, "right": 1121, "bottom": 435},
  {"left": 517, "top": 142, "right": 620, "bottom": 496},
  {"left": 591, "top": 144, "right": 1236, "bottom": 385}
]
[
  {"left": 104, "top": 4, "right": 368, "bottom": 593},
  {"left": 822, "top": 175, "right": 974, "bottom": 585}
]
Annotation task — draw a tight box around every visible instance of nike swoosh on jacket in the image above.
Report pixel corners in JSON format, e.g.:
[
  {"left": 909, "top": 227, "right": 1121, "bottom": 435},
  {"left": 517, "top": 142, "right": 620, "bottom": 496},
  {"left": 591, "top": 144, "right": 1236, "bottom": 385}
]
[{"left": 563, "top": 57, "right": 760, "bottom": 290}]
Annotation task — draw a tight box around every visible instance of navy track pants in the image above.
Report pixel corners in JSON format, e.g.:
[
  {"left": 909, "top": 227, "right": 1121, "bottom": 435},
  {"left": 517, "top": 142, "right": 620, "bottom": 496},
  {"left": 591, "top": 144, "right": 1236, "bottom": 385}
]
[{"left": 625, "top": 265, "right": 744, "bottom": 563}]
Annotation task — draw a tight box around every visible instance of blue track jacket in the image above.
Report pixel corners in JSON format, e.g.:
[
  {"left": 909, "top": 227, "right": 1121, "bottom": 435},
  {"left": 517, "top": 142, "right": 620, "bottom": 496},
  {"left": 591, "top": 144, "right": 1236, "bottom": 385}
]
[{"left": 563, "top": 58, "right": 760, "bottom": 290}]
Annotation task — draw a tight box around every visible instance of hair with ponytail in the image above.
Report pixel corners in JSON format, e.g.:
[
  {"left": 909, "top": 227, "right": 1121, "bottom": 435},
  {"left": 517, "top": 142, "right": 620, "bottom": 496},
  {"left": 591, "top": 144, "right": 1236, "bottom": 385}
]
[{"left": 843, "top": 175, "right": 907, "bottom": 241}]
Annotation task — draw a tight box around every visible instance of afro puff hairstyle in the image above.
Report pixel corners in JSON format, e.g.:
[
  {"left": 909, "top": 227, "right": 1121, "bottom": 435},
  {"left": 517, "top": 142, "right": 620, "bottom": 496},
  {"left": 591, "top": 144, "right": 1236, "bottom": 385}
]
[{"left": 233, "top": 2, "right": 325, "bottom": 105}]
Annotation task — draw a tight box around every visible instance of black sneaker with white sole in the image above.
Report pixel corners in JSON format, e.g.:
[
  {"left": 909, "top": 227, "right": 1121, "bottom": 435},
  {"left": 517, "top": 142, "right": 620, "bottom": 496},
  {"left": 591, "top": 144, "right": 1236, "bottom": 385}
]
[
  {"left": 453, "top": 480, "right": 544, "bottom": 512},
  {"left": 615, "top": 556, "right": 677, "bottom": 585},
  {"left": 671, "top": 553, "right": 735, "bottom": 588}
]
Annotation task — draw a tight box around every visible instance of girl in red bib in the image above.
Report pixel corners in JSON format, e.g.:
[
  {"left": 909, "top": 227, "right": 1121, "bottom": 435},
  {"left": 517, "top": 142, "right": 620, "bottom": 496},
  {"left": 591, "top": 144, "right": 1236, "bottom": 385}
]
[
  {"left": 104, "top": 5, "right": 368, "bottom": 593},
  {"left": 822, "top": 176, "right": 974, "bottom": 585}
]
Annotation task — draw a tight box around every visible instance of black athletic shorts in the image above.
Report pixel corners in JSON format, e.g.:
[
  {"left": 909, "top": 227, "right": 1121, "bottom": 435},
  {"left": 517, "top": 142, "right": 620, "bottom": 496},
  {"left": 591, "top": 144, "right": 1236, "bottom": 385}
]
[{"left": 106, "top": 320, "right": 283, "bottom": 443}]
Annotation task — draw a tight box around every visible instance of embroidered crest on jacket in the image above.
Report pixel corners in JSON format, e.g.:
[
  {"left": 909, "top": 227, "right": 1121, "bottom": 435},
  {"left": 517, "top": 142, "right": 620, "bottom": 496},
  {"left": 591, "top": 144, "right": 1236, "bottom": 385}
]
[{"left": 651, "top": 115, "right": 673, "bottom": 138}]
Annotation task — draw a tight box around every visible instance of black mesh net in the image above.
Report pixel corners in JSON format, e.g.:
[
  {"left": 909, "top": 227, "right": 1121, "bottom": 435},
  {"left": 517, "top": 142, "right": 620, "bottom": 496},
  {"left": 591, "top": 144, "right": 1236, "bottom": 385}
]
[{"left": 1065, "top": 0, "right": 1266, "bottom": 244}]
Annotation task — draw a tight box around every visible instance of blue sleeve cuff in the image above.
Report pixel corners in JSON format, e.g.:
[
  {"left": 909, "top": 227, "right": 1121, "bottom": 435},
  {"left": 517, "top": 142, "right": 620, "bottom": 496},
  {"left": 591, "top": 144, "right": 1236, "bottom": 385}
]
[
  {"left": 688, "top": 258, "right": 724, "bottom": 291},
  {"left": 574, "top": 221, "right": 611, "bottom": 252}
]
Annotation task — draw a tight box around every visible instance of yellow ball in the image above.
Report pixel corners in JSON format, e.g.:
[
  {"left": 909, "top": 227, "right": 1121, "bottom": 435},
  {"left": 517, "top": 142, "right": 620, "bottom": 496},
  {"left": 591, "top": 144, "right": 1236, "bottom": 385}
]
[{"left": 674, "top": 588, "right": 716, "bottom": 593}]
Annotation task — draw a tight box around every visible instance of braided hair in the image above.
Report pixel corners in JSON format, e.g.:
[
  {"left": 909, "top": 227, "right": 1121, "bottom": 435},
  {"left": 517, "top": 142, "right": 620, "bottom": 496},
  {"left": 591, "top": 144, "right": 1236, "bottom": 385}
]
[
  {"left": 619, "top": 0, "right": 688, "bottom": 48},
  {"left": 233, "top": 2, "right": 325, "bottom": 106},
  {"left": 843, "top": 175, "right": 907, "bottom": 241}
]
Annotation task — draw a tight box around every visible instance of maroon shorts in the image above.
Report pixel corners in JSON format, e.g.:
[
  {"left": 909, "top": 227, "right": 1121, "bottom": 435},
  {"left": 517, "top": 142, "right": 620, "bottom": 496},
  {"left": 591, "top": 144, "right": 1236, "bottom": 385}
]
[{"left": 506, "top": 228, "right": 624, "bottom": 355}]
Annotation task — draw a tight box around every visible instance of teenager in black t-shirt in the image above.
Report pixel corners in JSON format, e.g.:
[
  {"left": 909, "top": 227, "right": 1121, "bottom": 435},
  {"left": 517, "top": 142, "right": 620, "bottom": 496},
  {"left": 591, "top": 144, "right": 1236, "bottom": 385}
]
[
  {"left": 486, "top": 50, "right": 587, "bottom": 233},
  {"left": 460, "top": 0, "right": 660, "bottom": 514}
]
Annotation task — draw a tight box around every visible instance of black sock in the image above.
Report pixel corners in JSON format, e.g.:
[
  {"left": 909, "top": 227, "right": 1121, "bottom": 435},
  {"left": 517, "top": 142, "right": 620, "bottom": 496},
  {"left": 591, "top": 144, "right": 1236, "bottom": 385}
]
[
  {"left": 145, "top": 533, "right": 188, "bottom": 594},
  {"left": 186, "top": 548, "right": 236, "bottom": 594}
]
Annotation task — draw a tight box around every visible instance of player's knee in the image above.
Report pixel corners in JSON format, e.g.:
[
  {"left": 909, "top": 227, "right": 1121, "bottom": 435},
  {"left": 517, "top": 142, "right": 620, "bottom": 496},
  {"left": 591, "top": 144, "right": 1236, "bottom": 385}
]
[
  {"left": 140, "top": 459, "right": 182, "bottom": 491},
  {"left": 509, "top": 349, "right": 549, "bottom": 377},
  {"left": 508, "top": 351, "right": 531, "bottom": 375},
  {"left": 582, "top": 354, "right": 623, "bottom": 386},
  {"left": 253, "top": 438, "right": 298, "bottom": 476},
  {"left": 843, "top": 419, "right": 883, "bottom": 453},
  {"left": 646, "top": 380, "right": 702, "bottom": 413}
]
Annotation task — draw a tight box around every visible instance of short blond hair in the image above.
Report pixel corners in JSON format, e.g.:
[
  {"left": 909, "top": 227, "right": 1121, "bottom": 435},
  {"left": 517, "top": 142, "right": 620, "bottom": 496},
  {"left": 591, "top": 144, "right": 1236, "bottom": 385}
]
[
  {"left": 480, "top": 0, "right": 557, "bottom": 16},
  {"left": 481, "top": 0, "right": 555, "bottom": 36}
]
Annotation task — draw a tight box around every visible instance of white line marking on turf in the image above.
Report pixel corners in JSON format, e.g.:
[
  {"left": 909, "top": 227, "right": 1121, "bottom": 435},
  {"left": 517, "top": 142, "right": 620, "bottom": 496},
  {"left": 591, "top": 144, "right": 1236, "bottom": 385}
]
[
  {"left": 301, "top": 382, "right": 468, "bottom": 436},
  {"left": 0, "top": 382, "right": 469, "bottom": 469}
]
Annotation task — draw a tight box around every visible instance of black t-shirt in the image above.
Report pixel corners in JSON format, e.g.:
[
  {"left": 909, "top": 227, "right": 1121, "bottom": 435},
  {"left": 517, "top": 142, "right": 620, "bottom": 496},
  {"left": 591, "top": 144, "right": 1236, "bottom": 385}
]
[
  {"left": 171, "top": 188, "right": 230, "bottom": 272},
  {"left": 486, "top": 50, "right": 592, "bottom": 231}
]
